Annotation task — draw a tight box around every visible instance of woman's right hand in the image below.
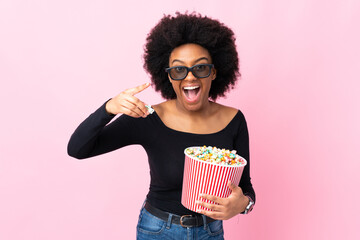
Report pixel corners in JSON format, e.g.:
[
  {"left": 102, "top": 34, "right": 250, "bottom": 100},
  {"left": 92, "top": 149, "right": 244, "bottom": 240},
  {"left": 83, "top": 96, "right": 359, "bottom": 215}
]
[{"left": 105, "top": 83, "right": 151, "bottom": 118}]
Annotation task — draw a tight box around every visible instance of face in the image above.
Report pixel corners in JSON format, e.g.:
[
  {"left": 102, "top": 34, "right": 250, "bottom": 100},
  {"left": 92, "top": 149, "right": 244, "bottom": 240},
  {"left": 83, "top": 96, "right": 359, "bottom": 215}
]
[{"left": 168, "top": 43, "right": 216, "bottom": 112}]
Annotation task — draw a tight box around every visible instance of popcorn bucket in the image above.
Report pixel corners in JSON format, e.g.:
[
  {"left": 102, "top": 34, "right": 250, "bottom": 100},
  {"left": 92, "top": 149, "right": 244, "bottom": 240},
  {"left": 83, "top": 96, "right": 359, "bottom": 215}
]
[{"left": 181, "top": 146, "right": 247, "bottom": 212}]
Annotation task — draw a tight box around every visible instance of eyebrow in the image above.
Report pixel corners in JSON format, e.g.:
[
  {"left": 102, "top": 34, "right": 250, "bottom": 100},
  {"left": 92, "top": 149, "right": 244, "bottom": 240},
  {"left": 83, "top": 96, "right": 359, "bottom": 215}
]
[{"left": 171, "top": 57, "right": 209, "bottom": 65}]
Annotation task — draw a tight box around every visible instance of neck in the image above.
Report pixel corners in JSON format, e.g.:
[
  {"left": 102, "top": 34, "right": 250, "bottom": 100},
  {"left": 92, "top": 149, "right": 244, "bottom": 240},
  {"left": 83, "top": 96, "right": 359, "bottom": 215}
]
[{"left": 173, "top": 99, "right": 213, "bottom": 118}]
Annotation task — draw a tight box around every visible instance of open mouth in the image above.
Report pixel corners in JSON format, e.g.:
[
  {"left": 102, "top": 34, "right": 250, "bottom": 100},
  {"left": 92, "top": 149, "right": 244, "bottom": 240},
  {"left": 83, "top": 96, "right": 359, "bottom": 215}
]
[{"left": 183, "top": 86, "right": 201, "bottom": 102}]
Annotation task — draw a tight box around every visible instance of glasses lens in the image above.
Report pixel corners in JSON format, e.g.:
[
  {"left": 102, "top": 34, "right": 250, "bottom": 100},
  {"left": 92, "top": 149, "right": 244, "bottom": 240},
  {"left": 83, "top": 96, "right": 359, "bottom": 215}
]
[
  {"left": 193, "top": 65, "right": 211, "bottom": 78},
  {"left": 170, "top": 67, "right": 187, "bottom": 80}
]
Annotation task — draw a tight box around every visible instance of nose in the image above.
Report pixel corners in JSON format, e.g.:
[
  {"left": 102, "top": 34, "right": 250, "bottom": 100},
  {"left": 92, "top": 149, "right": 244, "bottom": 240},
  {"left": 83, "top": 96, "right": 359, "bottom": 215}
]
[{"left": 184, "top": 70, "right": 197, "bottom": 81}]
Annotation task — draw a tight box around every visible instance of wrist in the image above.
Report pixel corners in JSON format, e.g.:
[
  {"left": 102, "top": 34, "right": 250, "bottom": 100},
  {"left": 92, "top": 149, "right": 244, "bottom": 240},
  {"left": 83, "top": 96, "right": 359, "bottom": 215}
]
[
  {"left": 105, "top": 99, "right": 116, "bottom": 116},
  {"left": 240, "top": 195, "right": 249, "bottom": 213},
  {"left": 240, "top": 195, "right": 254, "bottom": 214}
]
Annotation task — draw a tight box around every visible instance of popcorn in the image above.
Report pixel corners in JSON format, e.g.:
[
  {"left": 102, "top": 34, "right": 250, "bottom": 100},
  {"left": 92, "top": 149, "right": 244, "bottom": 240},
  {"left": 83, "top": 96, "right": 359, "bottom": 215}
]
[
  {"left": 145, "top": 105, "right": 154, "bottom": 114},
  {"left": 185, "top": 146, "right": 245, "bottom": 166},
  {"left": 182, "top": 146, "right": 247, "bottom": 212}
]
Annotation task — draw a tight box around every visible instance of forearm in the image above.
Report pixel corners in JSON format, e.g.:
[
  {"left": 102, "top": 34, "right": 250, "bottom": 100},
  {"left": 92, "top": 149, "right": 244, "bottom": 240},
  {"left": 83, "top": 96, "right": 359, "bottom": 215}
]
[{"left": 67, "top": 101, "right": 115, "bottom": 159}]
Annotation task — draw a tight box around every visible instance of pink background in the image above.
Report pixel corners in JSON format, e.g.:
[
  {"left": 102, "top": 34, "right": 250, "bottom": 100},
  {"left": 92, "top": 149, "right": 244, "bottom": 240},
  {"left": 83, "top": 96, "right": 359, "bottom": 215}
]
[{"left": 1, "top": 0, "right": 359, "bottom": 239}]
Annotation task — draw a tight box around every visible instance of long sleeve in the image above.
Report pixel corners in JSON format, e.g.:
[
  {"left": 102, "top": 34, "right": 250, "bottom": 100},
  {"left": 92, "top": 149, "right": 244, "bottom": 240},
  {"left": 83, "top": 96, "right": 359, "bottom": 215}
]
[
  {"left": 67, "top": 101, "right": 145, "bottom": 159},
  {"left": 234, "top": 111, "right": 256, "bottom": 203},
  {"left": 67, "top": 103, "right": 256, "bottom": 215}
]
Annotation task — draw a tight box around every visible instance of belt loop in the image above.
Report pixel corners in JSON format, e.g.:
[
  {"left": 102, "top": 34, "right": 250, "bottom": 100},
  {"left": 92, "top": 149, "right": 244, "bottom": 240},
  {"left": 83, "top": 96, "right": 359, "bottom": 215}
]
[
  {"left": 202, "top": 215, "right": 207, "bottom": 230},
  {"left": 141, "top": 199, "right": 147, "bottom": 209},
  {"left": 166, "top": 213, "right": 173, "bottom": 229}
]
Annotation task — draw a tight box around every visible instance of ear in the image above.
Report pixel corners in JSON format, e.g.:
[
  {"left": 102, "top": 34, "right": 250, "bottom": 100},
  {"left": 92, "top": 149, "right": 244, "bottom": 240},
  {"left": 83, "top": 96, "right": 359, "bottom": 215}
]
[{"left": 211, "top": 68, "right": 217, "bottom": 81}]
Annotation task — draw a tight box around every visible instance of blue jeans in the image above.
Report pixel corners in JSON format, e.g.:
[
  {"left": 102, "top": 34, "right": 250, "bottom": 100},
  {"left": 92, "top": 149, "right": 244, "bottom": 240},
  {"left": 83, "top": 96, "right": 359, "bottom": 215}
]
[{"left": 136, "top": 207, "right": 224, "bottom": 240}]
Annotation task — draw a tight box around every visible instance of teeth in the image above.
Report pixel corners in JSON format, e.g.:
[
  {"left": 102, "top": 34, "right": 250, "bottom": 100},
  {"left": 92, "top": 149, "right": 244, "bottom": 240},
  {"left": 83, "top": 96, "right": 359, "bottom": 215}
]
[{"left": 183, "top": 86, "right": 200, "bottom": 90}]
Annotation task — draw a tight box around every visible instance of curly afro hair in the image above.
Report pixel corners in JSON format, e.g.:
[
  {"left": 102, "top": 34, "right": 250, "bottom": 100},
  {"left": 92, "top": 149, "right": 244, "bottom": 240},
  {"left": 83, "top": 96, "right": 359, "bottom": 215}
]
[{"left": 143, "top": 12, "right": 240, "bottom": 100}]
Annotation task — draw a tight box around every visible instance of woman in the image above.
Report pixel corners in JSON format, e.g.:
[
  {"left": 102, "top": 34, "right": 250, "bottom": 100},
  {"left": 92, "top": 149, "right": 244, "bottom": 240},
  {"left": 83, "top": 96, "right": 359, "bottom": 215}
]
[{"left": 68, "top": 12, "right": 255, "bottom": 240}]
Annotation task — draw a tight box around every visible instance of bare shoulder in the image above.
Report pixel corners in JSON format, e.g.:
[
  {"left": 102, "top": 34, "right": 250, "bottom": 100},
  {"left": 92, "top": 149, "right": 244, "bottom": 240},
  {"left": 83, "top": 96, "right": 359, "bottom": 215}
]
[
  {"left": 211, "top": 102, "right": 239, "bottom": 119},
  {"left": 152, "top": 101, "right": 172, "bottom": 117}
]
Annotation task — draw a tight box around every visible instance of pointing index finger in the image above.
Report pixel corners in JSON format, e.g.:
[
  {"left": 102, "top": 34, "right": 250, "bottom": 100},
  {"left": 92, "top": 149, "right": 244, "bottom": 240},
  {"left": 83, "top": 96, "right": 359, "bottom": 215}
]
[{"left": 125, "top": 83, "right": 151, "bottom": 95}]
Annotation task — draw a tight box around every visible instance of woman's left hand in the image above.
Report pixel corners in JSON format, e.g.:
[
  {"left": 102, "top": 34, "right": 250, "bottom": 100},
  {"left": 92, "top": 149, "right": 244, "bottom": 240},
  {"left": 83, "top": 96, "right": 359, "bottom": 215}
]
[{"left": 196, "top": 181, "right": 249, "bottom": 220}]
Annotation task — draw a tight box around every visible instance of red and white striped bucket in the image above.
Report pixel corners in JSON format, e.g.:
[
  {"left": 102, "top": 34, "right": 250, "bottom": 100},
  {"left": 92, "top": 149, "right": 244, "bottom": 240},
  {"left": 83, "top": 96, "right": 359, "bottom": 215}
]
[{"left": 181, "top": 147, "right": 247, "bottom": 212}]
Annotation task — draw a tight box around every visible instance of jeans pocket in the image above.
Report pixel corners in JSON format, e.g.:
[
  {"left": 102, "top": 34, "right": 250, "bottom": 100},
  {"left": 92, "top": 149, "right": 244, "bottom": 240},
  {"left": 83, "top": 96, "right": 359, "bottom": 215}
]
[
  {"left": 137, "top": 208, "right": 167, "bottom": 235},
  {"left": 206, "top": 220, "right": 224, "bottom": 237}
]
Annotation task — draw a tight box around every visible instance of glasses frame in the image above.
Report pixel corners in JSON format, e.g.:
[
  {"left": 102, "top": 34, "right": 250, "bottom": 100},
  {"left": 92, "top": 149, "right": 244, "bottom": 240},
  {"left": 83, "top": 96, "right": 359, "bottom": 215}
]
[{"left": 165, "top": 64, "right": 214, "bottom": 81}]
